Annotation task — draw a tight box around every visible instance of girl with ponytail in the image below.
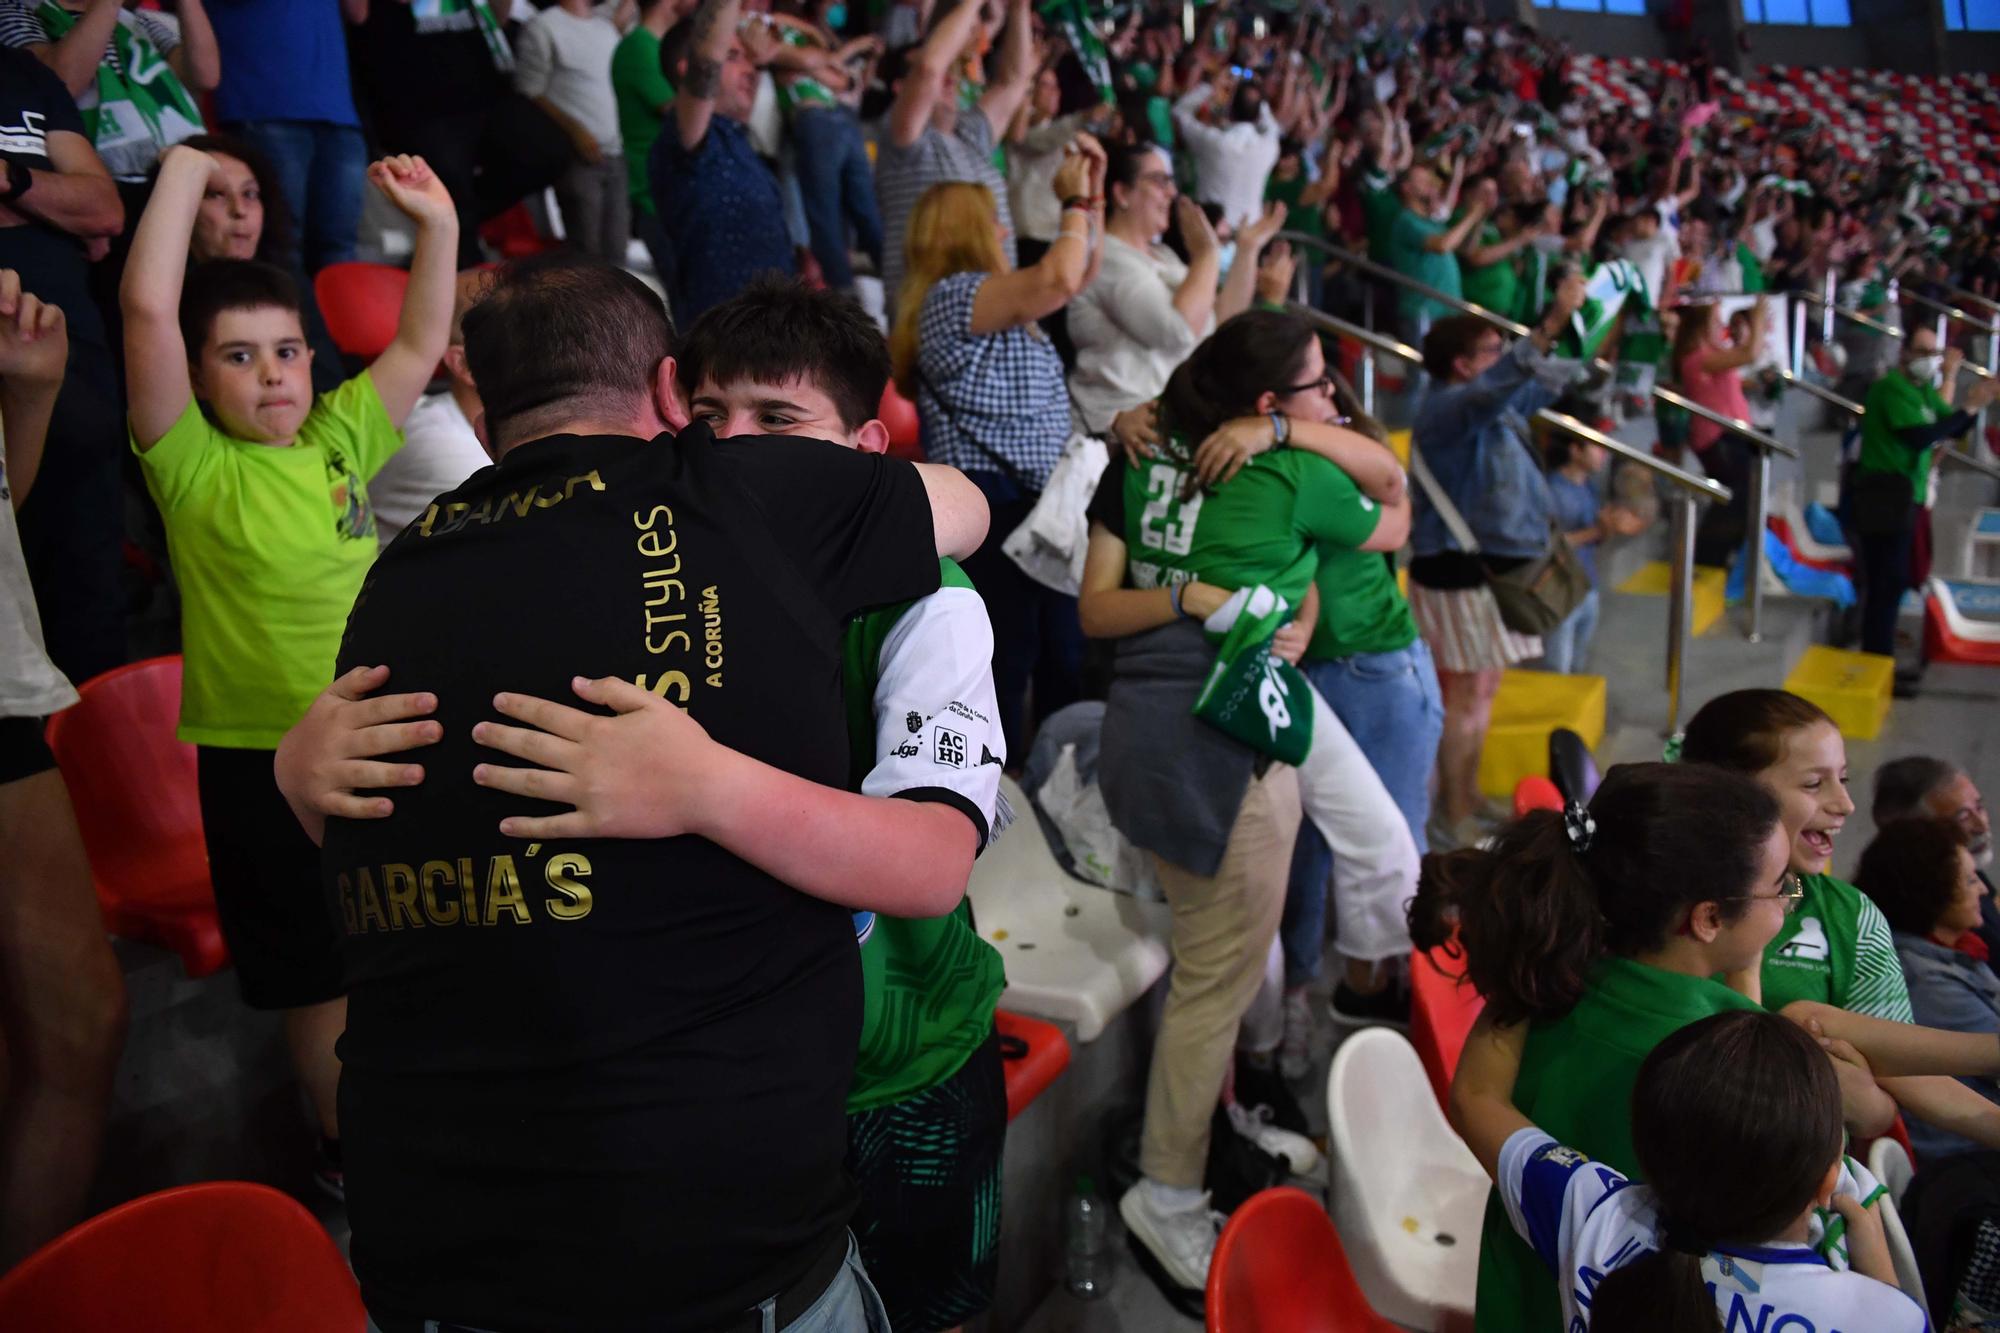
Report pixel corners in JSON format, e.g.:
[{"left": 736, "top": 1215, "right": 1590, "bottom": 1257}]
[{"left": 1452, "top": 1009, "right": 1924, "bottom": 1332}]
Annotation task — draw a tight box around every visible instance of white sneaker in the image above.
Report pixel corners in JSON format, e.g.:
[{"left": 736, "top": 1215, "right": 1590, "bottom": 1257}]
[
  {"left": 1119, "top": 1182, "right": 1222, "bottom": 1291},
  {"left": 1227, "top": 1101, "right": 1321, "bottom": 1176},
  {"left": 1279, "top": 986, "right": 1313, "bottom": 1082}
]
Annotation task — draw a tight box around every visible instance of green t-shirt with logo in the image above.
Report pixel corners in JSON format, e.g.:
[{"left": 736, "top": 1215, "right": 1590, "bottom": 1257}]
[
  {"left": 133, "top": 373, "right": 400, "bottom": 748},
  {"left": 840, "top": 557, "right": 1007, "bottom": 1112},
  {"left": 1115, "top": 448, "right": 1384, "bottom": 616},
  {"left": 1759, "top": 872, "right": 1914, "bottom": 1023},
  {"left": 611, "top": 27, "right": 673, "bottom": 214},
  {"left": 1458, "top": 220, "right": 1519, "bottom": 324},
  {"left": 1860, "top": 368, "right": 1954, "bottom": 495}
]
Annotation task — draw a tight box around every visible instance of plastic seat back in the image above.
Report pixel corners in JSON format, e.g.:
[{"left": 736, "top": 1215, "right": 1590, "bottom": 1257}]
[
  {"left": 0, "top": 1182, "right": 366, "bottom": 1332},
  {"left": 1548, "top": 726, "right": 1599, "bottom": 806},
  {"left": 46, "top": 657, "right": 226, "bottom": 976},
  {"left": 1205, "top": 1187, "right": 1399, "bottom": 1333},
  {"left": 1410, "top": 941, "right": 1485, "bottom": 1110},
  {"left": 879, "top": 383, "right": 922, "bottom": 461},
  {"left": 313, "top": 262, "right": 410, "bottom": 361}
]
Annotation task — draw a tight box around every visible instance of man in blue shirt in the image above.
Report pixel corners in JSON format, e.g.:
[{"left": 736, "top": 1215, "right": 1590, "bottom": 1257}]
[
  {"left": 207, "top": 0, "right": 366, "bottom": 271},
  {"left": 649, "top": 0, "right": 795, "bottom": 324}
]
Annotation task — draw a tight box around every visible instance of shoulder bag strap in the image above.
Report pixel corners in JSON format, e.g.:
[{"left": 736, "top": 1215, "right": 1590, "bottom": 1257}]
[{"left": 1408, "top": 443, "right": 1482, "bottom": 557}]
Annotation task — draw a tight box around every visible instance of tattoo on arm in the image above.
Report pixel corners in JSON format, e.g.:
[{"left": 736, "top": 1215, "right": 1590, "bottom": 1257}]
[{"left": 684, "top": 55, "right": 721, "bottom": 99}]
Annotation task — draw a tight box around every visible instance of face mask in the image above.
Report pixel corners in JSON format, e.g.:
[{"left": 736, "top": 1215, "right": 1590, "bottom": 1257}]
[
  {"left": 1215, "top": 241, "right": 1238, "bottom": 274},
  {"left": 824, "top": 2, "right": 845, "bottom": 27},
  {"left": 1907, "top": 354, "right": 1943, "bottom": 384}
]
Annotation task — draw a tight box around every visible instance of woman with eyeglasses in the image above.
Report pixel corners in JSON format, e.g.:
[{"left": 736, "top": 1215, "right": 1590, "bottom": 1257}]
[{"left": 1066, "top": 141, "right": 1288, "bottom": 436}]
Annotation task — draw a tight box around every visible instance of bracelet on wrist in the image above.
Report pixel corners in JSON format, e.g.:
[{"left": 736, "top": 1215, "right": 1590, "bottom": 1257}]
[
  {"left": 1268, "top": 412, "right": 1290, "bottom": 448},
  {"left": 1169, "top": 581, "right": 1187, "bottom": 619}
]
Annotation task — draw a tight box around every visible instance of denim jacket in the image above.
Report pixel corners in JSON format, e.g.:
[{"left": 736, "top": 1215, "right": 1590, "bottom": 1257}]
[
  {"left": 1410, "top": 338, "right": 1580, "bottom": 560},
  {"left": 1893, "top": 930, "right": 2000, "bottom": 1162}
]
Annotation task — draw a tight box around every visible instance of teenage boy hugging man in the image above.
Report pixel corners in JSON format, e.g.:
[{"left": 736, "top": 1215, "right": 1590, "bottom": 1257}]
[
  {"left": 120, "top": 143, "right": 457, "bottom": 1195},
  {"left": 276, "top": 278, "right": 1011, "bottom": 1333}
]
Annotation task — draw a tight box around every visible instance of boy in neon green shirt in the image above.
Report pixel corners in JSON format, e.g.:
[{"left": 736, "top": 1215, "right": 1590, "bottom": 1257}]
[{"left": 121, "top": 143, "right": 458, "bottom": 1195}]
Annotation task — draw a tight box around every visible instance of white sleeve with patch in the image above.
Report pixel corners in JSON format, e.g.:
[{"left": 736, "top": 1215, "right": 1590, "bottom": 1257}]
[
  {"left": 1498, "top": 1128, "right": 1659, "bottom": 1330},
  {"left": 862, "top": 584, "right": 1009, "bottom": 851}
]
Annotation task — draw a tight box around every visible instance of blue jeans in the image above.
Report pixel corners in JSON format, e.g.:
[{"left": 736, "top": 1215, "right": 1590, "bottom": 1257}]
[
  {"left": 227, "top": 119, "right": 367, "bottom": 272},
  {"left": 1281, "top": 639, "right": 1444, "bottom": 986},
  {"left": 1539, "top": 588, "right": 1601, "bottom": 675},
  {"left": 790, "top": 107, "right": 883, "bottom": 291}
]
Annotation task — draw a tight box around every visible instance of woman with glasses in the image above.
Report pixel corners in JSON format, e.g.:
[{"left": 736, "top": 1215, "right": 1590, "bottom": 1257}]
[{"left": 1066, "top": 141, "right": 1287, "bottom": 435}]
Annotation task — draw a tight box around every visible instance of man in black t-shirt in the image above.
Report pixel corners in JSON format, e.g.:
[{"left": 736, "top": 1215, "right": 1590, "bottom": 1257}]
[
  {"left": 314, "top": 256, "right": 987, "bottom": 1333},
  {"left": 0, "top": 45, "right": 128, "bottom": 683}
]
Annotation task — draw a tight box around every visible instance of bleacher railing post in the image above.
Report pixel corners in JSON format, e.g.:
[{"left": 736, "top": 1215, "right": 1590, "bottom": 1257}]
[
  {"left": 1666, "top": 493, "right": 1697, "bottom": 737},
  {"left": 1791, "top": 299, "right": 1807, "bottom": 380},
  {"left": 1743, "top": 447, "right": 1770, "bottom": 644}
]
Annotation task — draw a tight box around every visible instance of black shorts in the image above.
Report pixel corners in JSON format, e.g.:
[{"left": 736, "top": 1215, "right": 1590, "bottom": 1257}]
[
  {"left": 0, "top": 715, "right": 57, "bottom": 786},
  {"left": 845, "top": 1028, "right": 1005, "bottom": 1333},
  {"left": 196, "top": 745, "right": 345, "bottom": 1010}
]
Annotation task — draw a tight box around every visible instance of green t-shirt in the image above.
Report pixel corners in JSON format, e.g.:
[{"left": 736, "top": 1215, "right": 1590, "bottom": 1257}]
[
  {"left": 134, "top": 374, "right": 400, "bottom": 748},
  {"left": 1737, "top": 240, "right": 1766, "bottom": 294},
  {"left": 1386, "top": 206, "right": 1463, "bottom": 323},
  {"left": 1860, "top": 368, "right": 1953, "bottom": 494},
  {"left": 611, "top": 27, "right": 673, "bottom": 214},
  {"left": 1115, "top": 449, "right": 1384, "bottom": 615},
  {"left": 1265, "top": 171, "right": 1323, "bottom": 241},
  {"left": 1458, "top": 220, "right": 1519, "bottom": 324},
  {"left": 1760, "top": 872, "right": 1914, "bottom": 1022},
  {"left": 840, "top": 558, "right": 1007, "bottom": 1112},
  {"left": 1361, "top": 180, "right": 1400, "bottom": 264},
  {"left": 773, "top": 24, "right": 838, "bottom": 116},
  {"left": 1475, "top": 957, "right": 1764, "bottom": 1333},
  {"left": 1306, "top": 547, "right": 1416, "bottom": 660}
]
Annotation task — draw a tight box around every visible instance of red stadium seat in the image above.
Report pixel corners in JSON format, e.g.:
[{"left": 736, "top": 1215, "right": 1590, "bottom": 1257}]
[
  {"left": 1512, "top": 774, "right": 1564, "bottom": 817},
  {"left": 478, "top": 201, "right": 561, "bottom": 259},
  {"left": 1205, "top": 1187, "right": 1400, "bottom": 1333},
  {"left": 1410, "top": 941, "right": 1485, "bottom": 1111},
  {"left": 313, "top": 262, "right": 409, "bottom": 362},
  {"left": 0, "top": 1182, "right": 366, "bottom": 1332},
  {"left": 45, "top": 657, "right": 227, "bottom": 978},
  {"left": 995, "top": 1009, "right": 1070, "bottom": 1121},
  {"left": 879, "top": 382, "right": 922, "bottom": 461}
]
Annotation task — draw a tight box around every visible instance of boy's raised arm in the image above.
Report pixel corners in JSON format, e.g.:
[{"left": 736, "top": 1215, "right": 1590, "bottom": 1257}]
[
  {"left": 121, "top": 144, "right": 213, "bottom": 450},
  {"left": 364, "top": 156, "right": 461, "bottom": 426}
]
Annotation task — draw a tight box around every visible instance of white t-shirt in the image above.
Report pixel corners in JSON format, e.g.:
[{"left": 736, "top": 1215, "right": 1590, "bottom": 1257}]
[
  {"left": 1498, "top": 1128, "right": 1929, "bottom": 1333},
  {"left": 370, "top": 392, "right": 492, "bottom": 549},
  {"left": 1067, "top": 233, "right": 1209, "bottom": 434},
  {"left": 1171, "top": 83, "right": 1281, "bottom": 230},
  {"left": 0, "top": 427, "right": 78, "bottom": 720},
  {"left": 512, "top": 5, "right": 623, "bottom": 155}
]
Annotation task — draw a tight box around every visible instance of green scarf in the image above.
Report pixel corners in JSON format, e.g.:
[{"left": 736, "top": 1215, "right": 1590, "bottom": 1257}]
[
  {"left": 38, "top": 0, "right": 203, "bottom": 181},
  {"left": 1193, "top": 586, "right": 1314, "bottom": 766}
]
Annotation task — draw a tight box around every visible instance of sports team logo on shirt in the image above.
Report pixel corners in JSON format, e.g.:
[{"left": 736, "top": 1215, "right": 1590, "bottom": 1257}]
[
  {"left": 933, "top": 725, "right": 967, "bottom": 769},
  {"left": 1779, "top": 916, "right": 1831, "bottom": 964}
]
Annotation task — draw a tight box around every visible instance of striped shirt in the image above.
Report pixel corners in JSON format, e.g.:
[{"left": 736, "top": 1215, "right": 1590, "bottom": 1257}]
[{"left": 875, "top": 108, "right": 1013, "bottom": 320}]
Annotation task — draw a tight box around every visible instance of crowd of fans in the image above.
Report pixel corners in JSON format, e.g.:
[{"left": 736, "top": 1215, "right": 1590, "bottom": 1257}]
[{"left": 5, "top": 0, "right": 2000, "bottom": 1327}]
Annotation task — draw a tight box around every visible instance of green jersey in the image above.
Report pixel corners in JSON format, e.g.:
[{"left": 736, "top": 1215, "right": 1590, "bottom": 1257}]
[
  {"left": 1475, "top": 958, "right": 1764, "bottom": 1333},
  {"left": 1266, "top": 171, "right": 1324, "bottom": 241},
  {"left": 1114, "top": 449, "right": 1384, "bottom": 616},
  {"left": 840, "top": 558, "right": 1008, "bottom": 1112},
  {"left": 1306, "top": 547, "right": 1416, "bottom": 660},
  {"left": 1458, "top": 220, "right": 1519, "bottom": 323},
  {"left": 1860, "top": 368, "right": 1954, "bottom": 495},
  {"left": 1760, "top": 873, "right": 1914, "bottom": 1022},
  {"left": 611, "top": 27, "right": 673, "bottom": 213},
  {"left": 1386, "top": 206, "right": 1463, "bottom": 324}
]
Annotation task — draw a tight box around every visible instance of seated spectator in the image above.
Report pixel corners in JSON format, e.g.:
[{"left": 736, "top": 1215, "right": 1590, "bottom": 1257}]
[
  {"left": 875, "top": 0, "right": 1033, "bottom": 315},
  {"left": 1170, "top": 72, "right": 1280, "bottom": 230},
  {"left": 1066, "top": 142, "right": 1284, "bottom": 436},
  {"left": 204, "top": 0, "right": 364, "bottom": 273},
  {"left": 514, "top": 0, "right": 630, "bottom": 265},
  {"left": 1407, "top": 280, "right": 1585, "bottom": 849},
  {"left": 1, "top": 0, "right": 217, "bottom": 187},
  {"left": 764, "top": 1, "right": 884, "bottom": 294},
  {"left": 1453, "top": 1008, "right": 1923, "bottom": 1331},
  {"left": 889, "top": 156, "right": 1103, "bottom": 760},
  {"left": 120, "top": 146, "right": 459, "bottom": 1199},
  {"left": 349, "top": 0, "right": 572, "bottom": 267},
  {"left": 0, "top": 44, "right": 127, "bottom": 684},
  {"left": 0, "top": 269, "right": 127, "bottom": 1268},
  {"left": 1874, "top": 755, "right": 1994, "bottom": 876},
  {"left": 367, "top": 268, "right": 494, "bottom": 547},
  {"left": 650, "top": 0, "right": 796, "bottom": 323},
  {"left": 612, "top": 0, "right": 692, "bottom": 284},
  {"left": 1857, "top": 817, "right": 2000, "bottom": 1164}
]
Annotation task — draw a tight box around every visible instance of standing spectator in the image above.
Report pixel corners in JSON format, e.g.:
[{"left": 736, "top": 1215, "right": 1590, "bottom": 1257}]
[
  {"left": 1067, "top": 143, "right": 1280, "bottom": 435},
  {"left": 650, "top": 0, "right": 796, "bottom": 323},
  {"left": 1672, "top": 298, "right": 1764, "bottom": 567},
  {"left": 1539, "top": 432, "right": 1642, "bottom": 675},
  {"left": 1387, "top": 164, "right": 1485, "bottom": 347},
  {"left": 0, "top": 269, "right": 128, "bottom": 1269},
  {"left": 876, "top": 0, "right": 1034, "bottom": 316},
  {"left": 766, "top": 2, "right": 883, "bottom": 294},
  {"left": 1171, "top": 74, "right": 1281, "bottom": 230},
  {"left": 1006, "top": 62, "right": 1099, "bottom": 267},
  {"left": 205, "top": 0, "right": 365, "bottom": 272},
  {"left": 350, "top": 0, "right": 573, "bottom": 267},
  {"left": 0, "top": 44, "right": 126, "bottom": 684},
  {"left": 1851, "top": 329, "right": 1997, "bottom": 663},
  {"left": 1, "top": 0, "right": 218, "bottom": 187},
  {"left": 1408, "top": 278, "right": 1585, "bottom": 849},
  {"left": 889, "top": 143, "right": 1105, "bottom": 760},
  {"left": 514, "top": 0, "right": 634, "bottom": 265},
  {"left": 612, "top": 0, "right": 689, "bottom": 283}
]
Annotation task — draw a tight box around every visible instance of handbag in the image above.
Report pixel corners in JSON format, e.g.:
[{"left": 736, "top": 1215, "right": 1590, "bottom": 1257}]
[{"left": 1409, "top": 445, "right": 1591, "bottom": 636}]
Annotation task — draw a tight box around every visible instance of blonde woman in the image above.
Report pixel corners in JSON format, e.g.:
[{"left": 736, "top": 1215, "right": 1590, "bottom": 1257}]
[{"left": 888, "top": 136, "right": 1105, "bottom": 758}]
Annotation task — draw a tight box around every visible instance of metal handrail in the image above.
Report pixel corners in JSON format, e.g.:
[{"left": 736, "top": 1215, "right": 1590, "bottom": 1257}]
[
  {"left": 1532, "top": 410, "right": 1732, "bottom": 503},
  {"left": 1773, "top": 370, "right": 2000, "bottom": 481},
  {"left": 1652, "top": 386, "right": 1800, "bottom": 460},
  {"left": 1277, "top": 230, "right": 1534, "bottom": 337},
  {"left": 1946, "top": 286, "right": 2000, "bottom": 318},
  {"left": 1791, "top": 288, "right": 1903, "bottom": 338},
  {"left": 1900, "top": 288, "right": 1988, "bottom": 327}
]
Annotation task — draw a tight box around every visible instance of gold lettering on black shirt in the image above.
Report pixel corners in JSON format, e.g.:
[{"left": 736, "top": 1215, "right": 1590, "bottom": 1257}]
[
  {"left": 543, "top": 853, "right": 594, "bottom": 921},
  {"left": 416, "top": 471, "right": 607, "bottom": 538},
  {"left": 338, "top": 851, "right": 600, "bottom": 934}
]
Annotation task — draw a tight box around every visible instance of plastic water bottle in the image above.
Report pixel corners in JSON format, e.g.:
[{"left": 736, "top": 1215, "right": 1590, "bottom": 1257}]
[{"left": 1065, "top": 1174, "right": 1109, "bottom": 1300}]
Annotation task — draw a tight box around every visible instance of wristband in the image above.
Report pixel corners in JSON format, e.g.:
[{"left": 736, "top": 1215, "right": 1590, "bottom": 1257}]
[
  {"left": 1269, "top": 412, "right": 1290, "bottom": 448},
  {"left": 1170, "top": 581, "right": 1188, "bottom": 619},
  {"left": 1061, "top": 196, "right": 1090, "bottom": 212}
]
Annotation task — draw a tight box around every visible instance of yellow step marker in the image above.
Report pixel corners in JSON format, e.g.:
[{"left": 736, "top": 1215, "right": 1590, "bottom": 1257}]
[
  {"left": 1615, "top": 562, "right": 1729, "bottom": 637},
  {"left": 1478, "top": 669, "right": 1607, "bottom": 799},
  {"left": 1785, "top": 645, "right": 1895, "bottom": 741}
]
